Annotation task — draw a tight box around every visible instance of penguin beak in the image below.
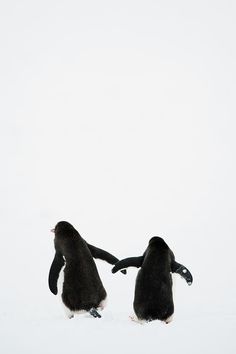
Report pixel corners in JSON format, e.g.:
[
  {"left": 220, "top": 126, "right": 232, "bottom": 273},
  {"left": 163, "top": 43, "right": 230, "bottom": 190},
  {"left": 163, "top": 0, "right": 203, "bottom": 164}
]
[{"left": 50, "top": 228, "right": 55, "bottom": 233}]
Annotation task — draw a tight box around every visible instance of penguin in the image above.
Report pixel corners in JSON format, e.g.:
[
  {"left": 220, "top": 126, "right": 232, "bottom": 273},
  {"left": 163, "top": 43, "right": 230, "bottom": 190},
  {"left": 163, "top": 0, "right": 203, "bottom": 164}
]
[
  {"left": 48, "top": 221, "right": 125, "bottom": 319},
  {"left": 112, "top": 236, "right": 193, "bottom": 323}
]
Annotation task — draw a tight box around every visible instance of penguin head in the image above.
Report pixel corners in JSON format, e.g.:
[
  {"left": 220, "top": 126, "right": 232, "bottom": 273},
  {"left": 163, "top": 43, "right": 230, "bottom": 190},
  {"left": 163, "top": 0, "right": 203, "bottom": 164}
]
[
  {"left": 149, "top": 236, "right": 169, "bottom": 249},
  {"left": 51, "top": 221, "right": 75, "bottom": 234}
]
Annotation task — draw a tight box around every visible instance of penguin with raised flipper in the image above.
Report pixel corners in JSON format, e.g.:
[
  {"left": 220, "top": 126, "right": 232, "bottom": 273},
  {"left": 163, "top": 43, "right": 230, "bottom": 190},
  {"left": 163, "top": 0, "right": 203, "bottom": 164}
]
[
  {"left": 112, "top": 236, "right": 193, "bottom": 324},
  {"left": 48, "top": 221, "right": 125, "bottom": 319}
]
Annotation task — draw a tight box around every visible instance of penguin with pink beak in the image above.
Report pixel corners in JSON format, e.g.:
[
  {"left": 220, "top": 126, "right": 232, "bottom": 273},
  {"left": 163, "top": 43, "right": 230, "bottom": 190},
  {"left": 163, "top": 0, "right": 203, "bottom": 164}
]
[{"left": 49, "top": 221, "right": 125, "bottom": 319}]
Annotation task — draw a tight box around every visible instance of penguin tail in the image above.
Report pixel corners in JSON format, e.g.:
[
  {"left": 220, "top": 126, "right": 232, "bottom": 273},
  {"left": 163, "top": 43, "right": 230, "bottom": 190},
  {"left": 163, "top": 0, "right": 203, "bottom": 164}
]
[{"left": 89, "top": 308, "right": 102, "bottom": 318}]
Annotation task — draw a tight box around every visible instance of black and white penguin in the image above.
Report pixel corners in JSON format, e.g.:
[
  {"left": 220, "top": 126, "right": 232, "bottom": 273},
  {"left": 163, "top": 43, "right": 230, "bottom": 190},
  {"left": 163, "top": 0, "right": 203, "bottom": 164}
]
[
  {"left": 48, "top": 221, "right": 125, "bottom": 319},
  {"left": 112, "top": 236, "right": 193, "bottom": 324}
]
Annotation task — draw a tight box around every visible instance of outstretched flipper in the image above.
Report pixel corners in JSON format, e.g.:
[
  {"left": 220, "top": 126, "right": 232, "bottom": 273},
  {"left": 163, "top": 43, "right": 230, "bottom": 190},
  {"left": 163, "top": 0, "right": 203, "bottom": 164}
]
[
  {"left": 48, "top": 252, "right": 65, "bottom": 295},
  {"left": 169, "top": 250, "right": 193, "bottom": 285},
  {"left": 87, "top": 243, "right": 126, "bottom": 274},
  {"left": 112, "top": 256, "right": 144, "bottom": 273},
  {"left": 89, "top": 308, "right": 101, "bottom": 318},
  {"left": 172, "top": 262, "right": 193, "bottom": 285}
]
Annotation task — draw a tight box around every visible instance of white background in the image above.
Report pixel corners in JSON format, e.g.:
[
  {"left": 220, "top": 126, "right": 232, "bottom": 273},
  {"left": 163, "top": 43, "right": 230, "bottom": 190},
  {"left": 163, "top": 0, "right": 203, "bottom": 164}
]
[{"left": 0, "top": 1, "right": 235, "bottom": 353}]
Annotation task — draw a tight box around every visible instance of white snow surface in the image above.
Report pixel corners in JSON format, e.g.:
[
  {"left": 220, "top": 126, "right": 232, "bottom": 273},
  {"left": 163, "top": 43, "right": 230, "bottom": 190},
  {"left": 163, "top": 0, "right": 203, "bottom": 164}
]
[{"left": 0, "top": 1, "right": 235, "bottom": 353}]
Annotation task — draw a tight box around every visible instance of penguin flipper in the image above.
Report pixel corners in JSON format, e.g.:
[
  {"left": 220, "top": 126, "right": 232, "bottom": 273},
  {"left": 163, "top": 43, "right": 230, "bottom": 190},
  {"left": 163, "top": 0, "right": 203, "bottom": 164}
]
[
  {"left": 112, "top": 256, "right": 144, "bottom": 273},
  {"left": 86, "top": 243, "right": 118, "bottom": 264},
  {"left": 171, "top": 260, "right": 193, "bottom": 285},
  {"left": 169, "top": 250, "right": 193, "bottom": 285},
  {"left": 48, "top": 252, "right": 65, "bottom": 295},
  {"left": 86, "top": 243, "right": 126, "bottom": 274}
]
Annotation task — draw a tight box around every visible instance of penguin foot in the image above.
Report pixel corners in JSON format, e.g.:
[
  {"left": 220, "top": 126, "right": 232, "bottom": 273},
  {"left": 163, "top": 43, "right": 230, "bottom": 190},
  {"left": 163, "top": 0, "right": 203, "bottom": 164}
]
[
  {"left": 63, "top": 304, "right": 74, "bottom": 319},
  {"left": 129, "top": 315, "right": 145, "bottom": 325},
  {"left": 165, "top": 315, "right": 173, "bottom": 324},
  {"left": 175, "top": 265, "right": 193, "bottom": 285},
  {"left": 89, "top": 308, "right": 101, "bottom": 318},
  {"left": 146, "top": 318, "right": 153, "bottom": 323}
]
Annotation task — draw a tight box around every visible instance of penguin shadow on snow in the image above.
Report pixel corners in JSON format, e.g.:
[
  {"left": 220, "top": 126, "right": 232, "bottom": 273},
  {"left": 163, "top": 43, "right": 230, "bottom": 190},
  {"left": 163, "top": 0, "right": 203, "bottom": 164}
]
[
  {"left": 48, "top": 221, "right": 126, "bottom": 320},
  {"left": 112, "top": 236, "right": 193, "bottom": 325}
]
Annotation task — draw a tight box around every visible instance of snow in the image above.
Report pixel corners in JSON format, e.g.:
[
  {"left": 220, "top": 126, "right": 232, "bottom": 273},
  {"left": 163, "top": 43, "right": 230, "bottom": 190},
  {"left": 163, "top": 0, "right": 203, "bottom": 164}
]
[{"left": 0, "top": 1, "right": 236, "bottom": 353}]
